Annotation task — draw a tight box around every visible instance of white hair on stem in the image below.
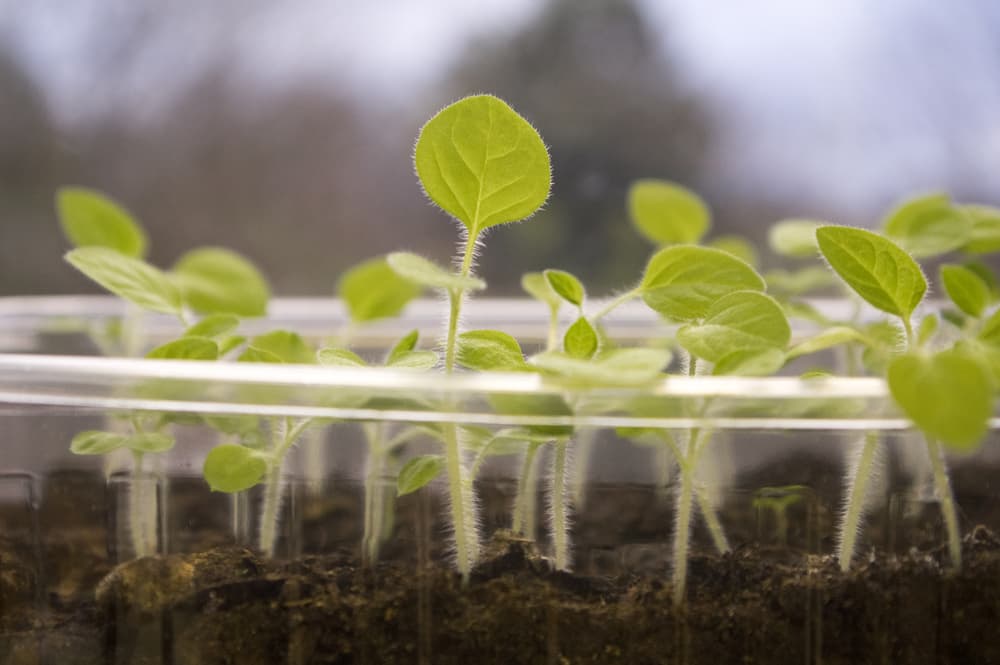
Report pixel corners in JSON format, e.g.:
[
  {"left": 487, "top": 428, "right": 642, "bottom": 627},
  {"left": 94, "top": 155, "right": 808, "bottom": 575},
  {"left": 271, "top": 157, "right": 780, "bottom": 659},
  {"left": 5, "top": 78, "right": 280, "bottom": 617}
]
[
  {"left": 836, "top": 430, "right": 884, "bottom": 571},
  {"left": 546, "top": 439, "right": 574, "bottom": 572}
]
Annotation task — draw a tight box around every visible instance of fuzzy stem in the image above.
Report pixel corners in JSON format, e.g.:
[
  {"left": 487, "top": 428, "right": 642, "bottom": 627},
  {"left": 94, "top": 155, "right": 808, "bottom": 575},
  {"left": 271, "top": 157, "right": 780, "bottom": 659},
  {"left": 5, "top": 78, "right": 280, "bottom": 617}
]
[
  {"left": 362, "top": 423, "right": 385, "bottom": 566},
  {"left": 551, "top": 440, "right": 571, "bottom": 571},
  {"left": 512, "top": 442, "right": 542, "bottom": 536},
  {"left": 593, "top": 287, "right": 641, "bottom": 321},
  {"left": 128, "top": 451, "right": 153, "bottom": 558},
  {"left": 836, "top": 431, "right": 880, "bottom": 571},
  {"left": 671, "top": 441, "right": 696, "bottom": 606},
  {"left": 257, "top": 417, "right": 311, "bottom": 557},
  {"left": 546, "top": 304, "right": 560, "bottom": 352},
  {"left": 571, "top": 430, "right": 595, "bottom": 510},
  {"left": 926, "top": 437, "right": 962, "bottom": 570}
]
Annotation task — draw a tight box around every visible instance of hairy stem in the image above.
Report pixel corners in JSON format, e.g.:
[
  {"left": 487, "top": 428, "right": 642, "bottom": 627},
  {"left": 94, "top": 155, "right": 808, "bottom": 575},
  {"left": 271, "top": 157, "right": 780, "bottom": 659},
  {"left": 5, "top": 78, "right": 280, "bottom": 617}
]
[
  {"left": 362, "top": 422, "right": 385, "bottom": 566},
  {"left": 593, "top": 287, "right": 641, "bottom": 321},
  {"left": 546, "top": 304, "right": 560, "bottom": 352},
  {"left": 571, "top": 430, "right": 595, "bottom": 510},
  {"left": 258, "top": 417, "right": 312, "bottom": 557},
  {"left": 551, "top": 440, "right": 571, "bottom": 571},
  {"left": 836, "top": 431, "right": 880, "bottom": 571},
  {"left": 128, "top": 451, "right": 154, "bottom": 558},
  {"left": 926, "top": 437, "right": 962, "bottom": 570},
  {"left": 671, "top": 441, "right": 696, "bottom": 606},
  {"left": 512, "top": 442, "right": 542, "bottom": 536}
]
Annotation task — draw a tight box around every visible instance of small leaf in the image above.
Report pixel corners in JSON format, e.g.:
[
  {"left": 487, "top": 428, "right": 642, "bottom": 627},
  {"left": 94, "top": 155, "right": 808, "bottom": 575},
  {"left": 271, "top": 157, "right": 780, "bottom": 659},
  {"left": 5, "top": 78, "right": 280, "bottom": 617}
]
[
  {"left": 712, "top": 348, "right": 786, "bottom": 376},
  {"left": 488, "top": 393, "right": 574, "bottom": 437},
  {"left": 882, "top": 193, "right": 971, "bottom": 258},
  {"left": 917, "top": 314, "right": 939, "bottom": 347},
  {"left": 56, "top": 187, "right": 148, "bottom": 258},
  {"left": 217, "top": 335, "right": 246, "bottom": 357},
  {"left": 544, "top": 269, "right": 585, "bottom": 307},
  {"left": 640, "top": 245, "right": 765, "bottom": 321},
  {"left": 240, "top": 330, "right": 314, "bottom": 364},
  {"left": 387, "top": 330, "right": 419, "bottom": 360},
  {"left": 677, "top": 291, "right": 790, "bottom": 364},
  {"left": 387, "top": 350, "right": 439, "bottom": 370},
  {"left": 768, "top": 219, "right": 824, "bottom": 258},
  {"left": 414, "top": 94, "right": 551, "bottom": 236},
  {"left": 317, "top": 347, "right": 368, "bottom": 367},
  {"left": 338, "top": 257, "right": 422, "bottom": 323},
  {"left": 521, "top": 272, "right": 561, "bottom": 308},
  {"left": 146, "top": 336, "right": 219, "bottom": 361},
  {"left": 564, "top": 316, "right": 598, "bottom": 359},
  {"left": 397, "top": 455, "right": 445, "bottom": 496},
  {"left": 888, "top": 349, "right": 993, "bottom": 452},
  {"left": 764, "top": 267, "right": 837, "bottom": 296},
  {"left": 979, "top": 308, "right": 1000, "bottom": 347},
  {"left": 707, "top": 235, "right": 758, "bottom": 268},
  {"left": 172, "top": 247, "right": 270, "bottom": 317},
  {"left": 203, "top": 444, "right": 268, "bottom": 493},
  {"left": 627, "top": 179, "right": 710, "bottom": 245},
  {"left": 816, "top": 226, "right": 926, "bottom": 319},
  {"left": 66, "top": 247, "right": 183, "bottom": 315},
  {"left": 70, "top": 430, "right": 128, "bottom": 455},
  {"left": 457, "top": 330, "right": 528, "bottom": 371},
  {"left": 786, "top": 326, "right": 866, "bottom": 360},
  {"left": 125, "top": 432, "right": 175, "bottom": 453},
  {"left": 962, "top": 204, "right": 1000, "bottom": 254},
  {"left": 185, "top": 313, "right": 240, "bottom": 339},
  {"left": 386, "top": 252, "right": 486, "bottom": 291},
  {"left": 963, "top": 261, "right": 999, "bottom": 300},
  {"left": 940, "top": 264, "right": 990, "bottom": 318},
  {"left": 530, "top": 347, "right": 670, "bottom": 386}
]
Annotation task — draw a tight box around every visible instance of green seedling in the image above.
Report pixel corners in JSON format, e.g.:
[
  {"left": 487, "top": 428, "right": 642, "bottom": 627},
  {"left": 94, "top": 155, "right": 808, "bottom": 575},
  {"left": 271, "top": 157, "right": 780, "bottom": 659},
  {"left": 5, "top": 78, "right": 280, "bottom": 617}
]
[
  {"left": 753, "top": 485, "right": 809, "bottom": 546},
  {"left": 58, "top": 187, "right": 269, "bottom": 557}
]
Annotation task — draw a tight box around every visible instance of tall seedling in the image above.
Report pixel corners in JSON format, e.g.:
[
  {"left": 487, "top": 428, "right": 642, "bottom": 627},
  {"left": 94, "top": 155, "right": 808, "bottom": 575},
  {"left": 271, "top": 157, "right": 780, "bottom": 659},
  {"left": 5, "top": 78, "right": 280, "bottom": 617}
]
[{"left": 394, "top": 95, "right": 551, "bottom": 581}]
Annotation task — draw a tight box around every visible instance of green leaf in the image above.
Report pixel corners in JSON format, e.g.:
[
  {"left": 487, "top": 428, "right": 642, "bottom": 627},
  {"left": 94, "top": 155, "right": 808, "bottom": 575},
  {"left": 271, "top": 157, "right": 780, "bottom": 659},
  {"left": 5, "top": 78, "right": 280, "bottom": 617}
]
[
  {"left": 387, "top": 350, "right": 438, "bottom": 370},
  {"left": 815, "top": 226, "right": 926, "bottom": 319},
  {"left": 317, "top": 347, "right": 368, "bottom": 367},
  {"left": 544, "top": 269, "right": 585, "bottom": 307},
  {"left": 640, "top": 245, "right": 765, "bottom": 321},
  {"left": 172, "top": 247, "right": 270, "bottom": 318},
  {"left": 768, "top": 219, "right": 824, "bottom": 258},
  {"left": 627, "top": 179, "right": 710, "bottom": 245},
  {"left": 962, "top": 205, "right": 1000, "bottom": 254},
  {"left": 564, "top": 316, "right": 598, "bottom": 359},
  {"left": 917, "top": 314, "right": 939, "bottom": 347},
  {"left": 203, "top": 444, "right": 268, "bottom": 493},
  {"left": 882, "top": 193, "right": 971, "bottom": 258},
  {"left": 521, "top": 272, "right": 561, "bottom": 308},
  {"left": 707, "top": 235, "right": 758, "bottom": 268},
  {"left": 338, "top": 256, "right": 422, "bottom": 323},
  {"left": 530, "top": 347, "right": 671, "bottom": 387},
  {"left": 386, "top": 252, "right": 486, "bottom": 292},
  {"left": 457, "top": 329, "right": 528, "bottom": 371},
  {"left": 65, "top": 247, "right": 183, "bottom": 316},
  {"left": 217, "top": 335, "right": 246, "bottom": 357},
  {"left": 185, "top": 313, "right": 240, "bottom": 339},
  {"left": 979, "top": 308, "right": 1000, "bottom": 347},
  {"left": 397, "top": 454, "right": 445, "bottom": 496},
  {"left": 487, "top": 393, "right": 574, "bottom": 437},
  {"left": 146, "top": 336, "right": 219, "bottom": 361},
  {"left": 940, "top": 264, "right": 990, "bottom": 318},
  {"left": 888, "top": 349, "right": 993, "bottom": 452},
  {"left": 786, "top": 326, "right": 866, "bottom": 360},
  {"left": 70, "top": 430, "right": 128, "bottom": 455},
  {"left": 388, "top": 330, "right": 419, "bottom": 359},
  {"left": 125, "top": 432, "right": 175, "bottom": 454},
  {"left": 677, "top": 291, "right": 790, "bottom": 364},
  {"left": 712, "top": 348, "right": 786, "bottom": 376},
  {"left": 240, "top": 330, "right": 314, "bottom": 364},
  {"left": 414, "top": 94, "right": 551, "bottom": 236},
  {"left": 56, "top": 187, "right": 148, "bottom": 258}
]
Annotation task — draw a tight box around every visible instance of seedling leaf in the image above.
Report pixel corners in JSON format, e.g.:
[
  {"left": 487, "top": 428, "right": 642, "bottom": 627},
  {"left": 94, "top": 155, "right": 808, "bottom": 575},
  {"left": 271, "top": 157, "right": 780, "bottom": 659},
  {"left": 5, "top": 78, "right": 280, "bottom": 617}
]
[
  {"left": 317, "top": 347, "right": 368, "bottom": 367},
  {"left": 677, "top": 291, "right": 790, "bottom": 364},
  {"left": 882, "top": 193, "right": 971, "bottom": 258},
  {"left": 764, "top": 267, "right": 837, "bottom": 296},
  {"left": 386, "top": 252, "right": 486, "bottom": 291},
  {"left": 203, "top": 444, "right": 268, "bottom": 493},
  {"left": 146, "top": 336, "right": 219, "bottom": 361},
  {"left": 627, "top": 179, "right": 709, "bottom": 245},
  {"left": 414, "top": 94, "right": 551, "bottom": 235},
  {"left": 768, "top": 219, "right": 824, "bottom": 258},
  {"left": 240, "top": 330, "right": 314, "bottom": 364},
  {"left": 172, "top": 247, "right": 270, "bottom": 317},
  {"left": 387, "top": 350, "right": 439, "bottom": 369},
  {"left": 57, "top": 187, "right": 148, "bottom": 258},
  {"left": 70, "top": 430, "right": 128, "bottom": 455},
  {"left": 564, "top": 316, "right": 598, "bottom": 359},
  {"left": 640, "top": 246, "right": 765, "bottom": 321},
  {"left": 126, "top": 432, "right": 175, "bottom": 453},
  {"left": 713, "top": 348, "right": 786, "bottom": 376},
  {"left": 338, "top": 257, "right": 422, "bottom": 323},
  {"left": 888, "top": 349, "right": 993, "bottom": 451},
  {"left": 707, "top": 235, "right": 758, "bottom": 268},
  {"left": 940, "top": 264, "right": 990, "bottom": 318},
  {"left": 457, "top": 329, "right": 528, "bottom": 371},
  {"left": 786, "top": 326, "right": 866, "bottom": 360},
  {"left": 544, "top": 269, "right": 585, "bottom": 307},
  {"left": 185, "top": 313, "right": 240, "bottom": 339},
  {"left": 521, "top": 271, "right": 561, "bottom": 307},
  {"left": 530, "top": 347, "right": 670, "bottom": 386},
  {"left": 815, "top": 226, "right": 926, "bottom": 318},
  {"left": 397, "top": 454, "right": 445, "bottom": 496},
  {"left": 962, "top": 204, "right": 1000, "bottom": 254},
  {"left": 65, "top": 247, "right": 182, "bottom": 316}
]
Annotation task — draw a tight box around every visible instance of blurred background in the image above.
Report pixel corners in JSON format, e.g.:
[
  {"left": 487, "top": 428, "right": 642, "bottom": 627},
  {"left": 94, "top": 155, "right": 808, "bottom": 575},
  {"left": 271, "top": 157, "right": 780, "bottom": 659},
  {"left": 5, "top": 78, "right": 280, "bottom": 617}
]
[{"left": 2, "top": 0, "right": 999, "bottom": 298}]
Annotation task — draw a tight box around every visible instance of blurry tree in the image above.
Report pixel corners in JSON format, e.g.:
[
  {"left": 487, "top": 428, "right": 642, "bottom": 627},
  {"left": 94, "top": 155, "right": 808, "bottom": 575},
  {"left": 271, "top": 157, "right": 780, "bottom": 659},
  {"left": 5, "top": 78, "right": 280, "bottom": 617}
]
[{"left": 441, "top": 0, "right": 712, "bottom": 292}]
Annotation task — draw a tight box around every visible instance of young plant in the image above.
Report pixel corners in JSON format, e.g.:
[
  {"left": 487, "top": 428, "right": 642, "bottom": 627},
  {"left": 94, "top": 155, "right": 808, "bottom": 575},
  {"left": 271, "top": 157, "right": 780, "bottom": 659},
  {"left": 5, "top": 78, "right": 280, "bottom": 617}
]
[{"left": 389, "top": 94, "right": 552, "bottom": 582}]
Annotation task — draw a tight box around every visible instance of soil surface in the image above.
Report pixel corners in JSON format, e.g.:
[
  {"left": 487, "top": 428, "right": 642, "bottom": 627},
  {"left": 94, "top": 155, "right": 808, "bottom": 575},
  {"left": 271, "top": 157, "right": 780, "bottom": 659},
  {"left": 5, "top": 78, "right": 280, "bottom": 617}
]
[{"left": 2, "top": 461, "right": 1000, "bottom": 665}]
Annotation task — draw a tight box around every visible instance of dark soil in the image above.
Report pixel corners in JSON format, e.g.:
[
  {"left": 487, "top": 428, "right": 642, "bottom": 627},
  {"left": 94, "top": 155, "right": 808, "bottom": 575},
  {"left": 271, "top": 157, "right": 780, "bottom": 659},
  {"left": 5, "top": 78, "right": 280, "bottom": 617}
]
[{"left": 2, "top": 462, "right": 1000, "bottom": 665}]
